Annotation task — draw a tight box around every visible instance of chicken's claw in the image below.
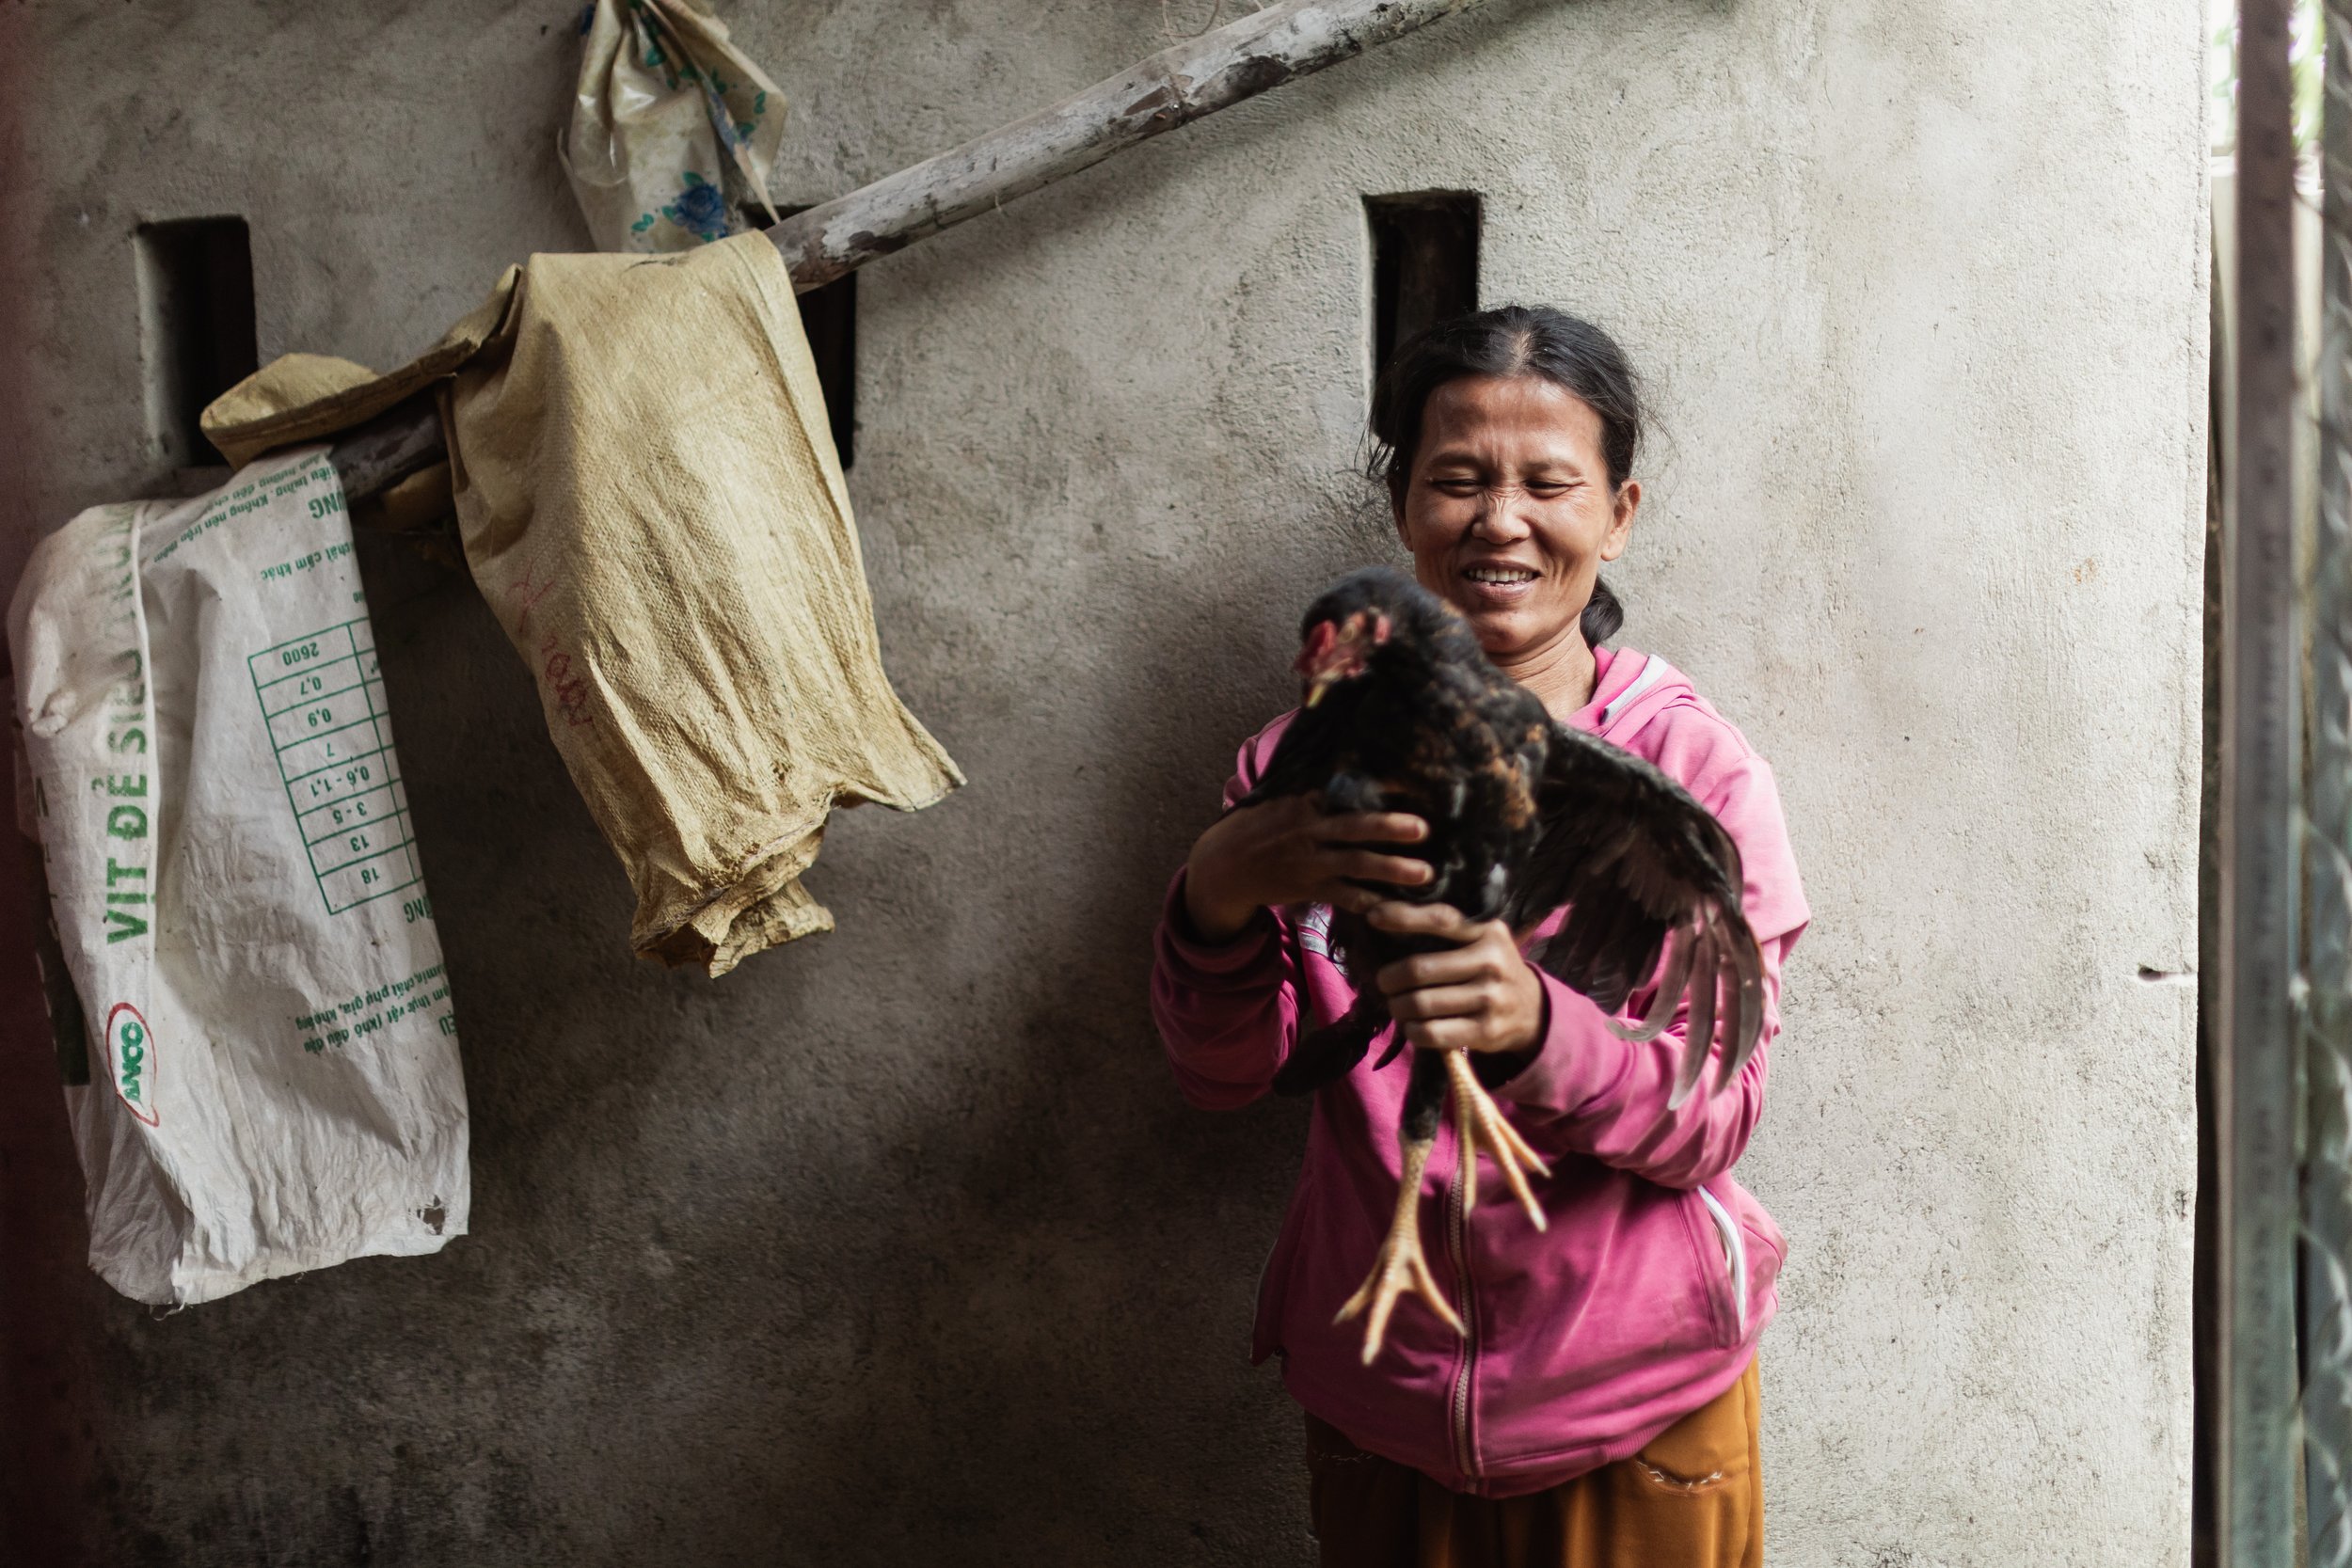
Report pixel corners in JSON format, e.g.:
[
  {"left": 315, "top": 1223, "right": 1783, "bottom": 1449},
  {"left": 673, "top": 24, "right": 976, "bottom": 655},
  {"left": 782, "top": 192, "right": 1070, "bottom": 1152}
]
[
  {"left": 1453, "top": 1066, "right": 1483, "bottom": 1215},
  {"left": 1445, "top": 1050, "right": 1550, "bottom": 1232},
  {"left": 1335, "top": 1132, "right": 1463, "bottom": 1363}
]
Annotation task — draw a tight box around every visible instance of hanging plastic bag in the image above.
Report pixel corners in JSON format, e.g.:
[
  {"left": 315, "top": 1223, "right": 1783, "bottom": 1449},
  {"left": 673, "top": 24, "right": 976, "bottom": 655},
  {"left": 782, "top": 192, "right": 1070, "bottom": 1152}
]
[
  {"left": 8, "top": 447, "right": 469, "bottom": 1306},
  {"left": 563, "top": 0, "right": 787, "bottom": 252}
]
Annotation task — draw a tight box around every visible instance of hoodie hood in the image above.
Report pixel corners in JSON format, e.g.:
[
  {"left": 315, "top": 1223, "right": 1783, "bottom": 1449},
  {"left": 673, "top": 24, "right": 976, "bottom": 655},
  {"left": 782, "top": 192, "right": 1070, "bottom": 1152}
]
[{"left": 1574, "top": 645, "right": 1690, "bottom": 747}]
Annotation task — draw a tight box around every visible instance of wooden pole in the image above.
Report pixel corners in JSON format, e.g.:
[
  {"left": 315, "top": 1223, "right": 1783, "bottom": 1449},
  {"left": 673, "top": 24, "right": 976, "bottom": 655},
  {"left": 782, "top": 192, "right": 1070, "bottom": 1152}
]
[
  {"left": 2219, "top": 0, "right": 2301, "bottom": 1561},
  {"left": 2308, "top": 4, "right": 2352, "bottom": 1560},
  {"left": 767, "top": 0, "right": 1486, "bottom": 290},
  {"left": 330, "top": 0, "right": 1495, "bottom": 502}
]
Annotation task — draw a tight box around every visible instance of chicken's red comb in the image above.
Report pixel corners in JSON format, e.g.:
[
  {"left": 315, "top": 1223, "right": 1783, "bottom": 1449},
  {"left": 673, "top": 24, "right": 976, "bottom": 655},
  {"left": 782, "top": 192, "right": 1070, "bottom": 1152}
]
[{"left": 1294, "top": 620, "right": 1338, "bottom": 674}]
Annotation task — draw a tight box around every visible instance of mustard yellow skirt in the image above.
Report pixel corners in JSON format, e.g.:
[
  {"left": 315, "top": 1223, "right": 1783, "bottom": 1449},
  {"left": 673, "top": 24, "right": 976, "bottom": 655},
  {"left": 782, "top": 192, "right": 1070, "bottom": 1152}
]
[{"left": 1304, "top": 1360, "right": 1762, "bottom": 1568}]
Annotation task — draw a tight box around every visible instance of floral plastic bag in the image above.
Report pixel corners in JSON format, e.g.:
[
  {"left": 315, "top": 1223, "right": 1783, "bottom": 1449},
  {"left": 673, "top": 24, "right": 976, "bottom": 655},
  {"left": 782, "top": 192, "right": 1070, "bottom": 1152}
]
[{"left": 561, "top": 0, "right": 787, "bottom": 253}]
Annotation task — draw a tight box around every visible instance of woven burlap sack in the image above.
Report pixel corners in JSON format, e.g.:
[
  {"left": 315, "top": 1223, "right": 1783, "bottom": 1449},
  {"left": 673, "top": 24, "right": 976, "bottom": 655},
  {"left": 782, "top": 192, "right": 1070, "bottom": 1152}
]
[
  {"left": 204, "top": 234, "right": 962, "bottom": 975},
  {"left": 444, "top": 234, "right": 961, "bottom": 973}
]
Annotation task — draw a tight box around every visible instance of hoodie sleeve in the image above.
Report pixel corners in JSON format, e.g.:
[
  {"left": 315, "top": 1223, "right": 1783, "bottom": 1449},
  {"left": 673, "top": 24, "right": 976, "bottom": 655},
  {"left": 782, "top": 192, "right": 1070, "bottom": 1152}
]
[
  {"left": 1497, "top": 734, "right": 1809, "bottom": 1189},
  {"left": 1150, "top": 721, "right": 1306, "bottom": 1110}
]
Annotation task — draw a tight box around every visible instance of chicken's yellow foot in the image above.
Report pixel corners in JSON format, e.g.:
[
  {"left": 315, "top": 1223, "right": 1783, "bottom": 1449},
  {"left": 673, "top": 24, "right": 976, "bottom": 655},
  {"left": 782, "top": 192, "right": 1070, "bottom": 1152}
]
[
  {"left": 1445, "top": 1049, "right": 1551, "bottom": 1232},
  {"left": 1334, "top": 1129, "right": 1463, "bottom": 1364}
]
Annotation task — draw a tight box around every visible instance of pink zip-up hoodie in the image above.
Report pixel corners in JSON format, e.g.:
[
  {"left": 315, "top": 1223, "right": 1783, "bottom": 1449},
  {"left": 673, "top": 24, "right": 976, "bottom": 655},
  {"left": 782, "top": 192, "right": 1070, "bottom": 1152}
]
[{"left": 1151, "top": 645, "right": 1809, "bottom": 1497}]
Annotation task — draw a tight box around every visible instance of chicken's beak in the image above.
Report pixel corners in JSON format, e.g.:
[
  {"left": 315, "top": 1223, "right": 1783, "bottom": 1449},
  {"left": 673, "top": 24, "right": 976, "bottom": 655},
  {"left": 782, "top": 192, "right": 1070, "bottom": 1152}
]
[{"left": 1305, "top": 673, "right": 1337, "bottom": 708}]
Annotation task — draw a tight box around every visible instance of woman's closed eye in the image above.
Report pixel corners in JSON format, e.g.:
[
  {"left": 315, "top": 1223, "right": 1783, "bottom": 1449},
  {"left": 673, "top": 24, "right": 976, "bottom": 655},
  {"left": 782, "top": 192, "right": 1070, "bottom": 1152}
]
[{"left": 1426, "top": 476, "right": 1578, "bottom": 499}]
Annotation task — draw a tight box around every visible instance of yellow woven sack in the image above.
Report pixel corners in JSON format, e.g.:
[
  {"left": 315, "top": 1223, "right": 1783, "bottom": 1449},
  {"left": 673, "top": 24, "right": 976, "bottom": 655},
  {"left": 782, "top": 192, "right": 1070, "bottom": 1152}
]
[{"left": 205, "top": 233, "right": 963, "bottom": 975}]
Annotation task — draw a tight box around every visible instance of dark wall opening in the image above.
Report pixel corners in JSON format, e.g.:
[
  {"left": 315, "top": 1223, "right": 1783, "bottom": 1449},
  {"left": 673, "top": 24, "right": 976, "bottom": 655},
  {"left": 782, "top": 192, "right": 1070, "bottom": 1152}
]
[
  {"left": 135, "top": 216, "right": 257, "bottom": 468},
  {"left": 779, "top": 205, "right": 857, "bottom": 469},
  {"left": 1366, "top": 191, "right": 1481, "bottom": 380},
  {"left": 800, "top": 270, "right": 857, "bottom": 469}
]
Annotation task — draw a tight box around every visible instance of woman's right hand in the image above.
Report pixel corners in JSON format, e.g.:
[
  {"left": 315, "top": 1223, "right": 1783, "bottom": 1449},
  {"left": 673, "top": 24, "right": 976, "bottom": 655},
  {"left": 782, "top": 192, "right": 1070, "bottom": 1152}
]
[{"left": 1182, "top": 796, "right": 1431, "bottom": 942}]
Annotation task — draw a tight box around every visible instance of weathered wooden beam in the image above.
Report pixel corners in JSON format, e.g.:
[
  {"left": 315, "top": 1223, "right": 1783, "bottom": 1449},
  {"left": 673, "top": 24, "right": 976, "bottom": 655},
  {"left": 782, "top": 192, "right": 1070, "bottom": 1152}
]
[
  {"left": 330, "top": 394, "right": 448, "bottom": 501},
  {"left": 332, "top": 0, "right": 1490, "bottom": 502},
  {"left": 767, "top": 0, "right": 1486, "bottom": 290}
]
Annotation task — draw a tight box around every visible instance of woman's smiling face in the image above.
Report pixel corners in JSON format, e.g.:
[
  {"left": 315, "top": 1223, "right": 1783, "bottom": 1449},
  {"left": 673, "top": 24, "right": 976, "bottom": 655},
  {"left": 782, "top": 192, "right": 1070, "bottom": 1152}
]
[{"left": 1395, "top": 373, "right": 1639, "bottom": 669}]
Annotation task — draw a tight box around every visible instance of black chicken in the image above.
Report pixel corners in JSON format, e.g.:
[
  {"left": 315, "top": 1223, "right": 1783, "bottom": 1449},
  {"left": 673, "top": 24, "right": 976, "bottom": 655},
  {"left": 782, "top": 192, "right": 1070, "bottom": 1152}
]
[{"left": 1240, "top": 567, "right": 1765, "bottom": 1363}]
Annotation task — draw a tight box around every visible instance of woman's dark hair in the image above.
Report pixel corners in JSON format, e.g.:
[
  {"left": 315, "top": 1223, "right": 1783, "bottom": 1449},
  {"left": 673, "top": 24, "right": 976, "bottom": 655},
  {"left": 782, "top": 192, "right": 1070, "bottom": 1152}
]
[{"left": 1368, "top": 305, "right": 1644, "bottom": 646}]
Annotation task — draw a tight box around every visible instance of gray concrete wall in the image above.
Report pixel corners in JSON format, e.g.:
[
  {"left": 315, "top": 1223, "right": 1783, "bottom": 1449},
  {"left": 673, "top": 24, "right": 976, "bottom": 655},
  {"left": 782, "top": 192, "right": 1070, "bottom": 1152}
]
[{"left": 8, "top": 0, "right": 2206, "bottom": 1562}]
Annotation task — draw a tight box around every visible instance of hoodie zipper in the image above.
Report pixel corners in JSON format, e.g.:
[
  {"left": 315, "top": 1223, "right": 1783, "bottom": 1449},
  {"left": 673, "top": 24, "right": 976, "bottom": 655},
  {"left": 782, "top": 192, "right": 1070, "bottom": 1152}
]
[{"left": 1444, "top": 1136, "right": 1476, "bottom": 1479}]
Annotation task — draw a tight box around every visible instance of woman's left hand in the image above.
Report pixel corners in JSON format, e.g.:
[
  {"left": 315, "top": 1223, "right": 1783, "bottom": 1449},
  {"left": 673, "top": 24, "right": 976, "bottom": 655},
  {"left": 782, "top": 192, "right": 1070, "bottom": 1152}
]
[{"left": 1367, "top": 901, "right": 1547, "bottom": 1055}]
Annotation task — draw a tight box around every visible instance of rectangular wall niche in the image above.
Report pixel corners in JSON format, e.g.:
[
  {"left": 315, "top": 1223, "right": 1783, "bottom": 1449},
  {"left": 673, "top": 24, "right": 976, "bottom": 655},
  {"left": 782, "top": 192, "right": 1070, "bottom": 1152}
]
[
  {"left": 800, "top": 271, "right": 857, "bottom": 468},
  {"left": 782, "top": 205, "right": 857, "bottom": 468},
  {"left": 135, "top": 216, "right": 258, "bottom": 468},
  {"left": 1365, "top": 191, "right": 1482, "bottom": 381}
]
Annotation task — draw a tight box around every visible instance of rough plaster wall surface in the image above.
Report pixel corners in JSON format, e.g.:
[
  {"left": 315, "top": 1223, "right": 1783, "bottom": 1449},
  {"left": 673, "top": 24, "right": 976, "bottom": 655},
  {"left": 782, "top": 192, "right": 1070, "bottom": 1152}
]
[{"left": 12, "top": 0, "right": 2204, "bottom": 1562}]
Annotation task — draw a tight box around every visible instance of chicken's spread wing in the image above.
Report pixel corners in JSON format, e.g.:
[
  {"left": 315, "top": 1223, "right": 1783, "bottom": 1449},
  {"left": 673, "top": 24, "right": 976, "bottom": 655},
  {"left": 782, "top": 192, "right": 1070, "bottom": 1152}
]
[{"left": 1504, "top": 724, "right": 1765, "bottom": 1108}]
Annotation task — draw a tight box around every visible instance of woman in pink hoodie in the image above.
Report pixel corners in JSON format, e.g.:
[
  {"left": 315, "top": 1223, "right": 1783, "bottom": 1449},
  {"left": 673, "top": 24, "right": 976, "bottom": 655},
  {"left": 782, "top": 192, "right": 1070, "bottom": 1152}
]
[{"left": 1152, "top": 308, "right": 1808, "bottom": 1568}]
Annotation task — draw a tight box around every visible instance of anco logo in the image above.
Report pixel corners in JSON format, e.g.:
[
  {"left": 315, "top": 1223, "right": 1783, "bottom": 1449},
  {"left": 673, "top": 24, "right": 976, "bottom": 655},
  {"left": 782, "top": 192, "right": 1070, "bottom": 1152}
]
[{"left": 103, "top": 1003, "right": 159, "bottom": 1127}]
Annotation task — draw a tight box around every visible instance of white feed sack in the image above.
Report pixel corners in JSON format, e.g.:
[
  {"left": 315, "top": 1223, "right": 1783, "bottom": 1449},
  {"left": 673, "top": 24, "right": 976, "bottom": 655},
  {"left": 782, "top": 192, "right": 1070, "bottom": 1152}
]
[{"left": 8, "top": 447, "right": 469, "bottom": 1306}]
